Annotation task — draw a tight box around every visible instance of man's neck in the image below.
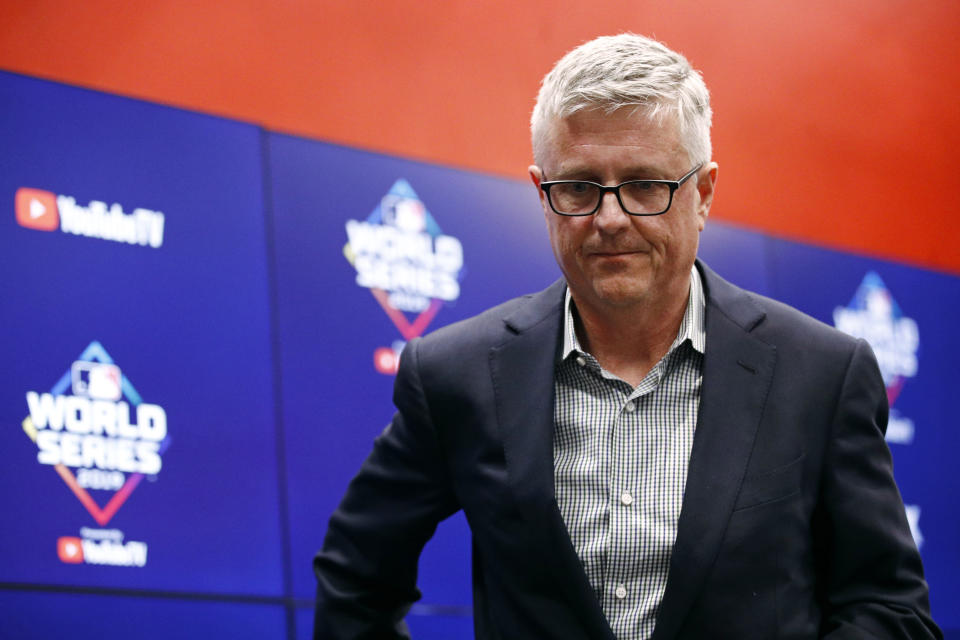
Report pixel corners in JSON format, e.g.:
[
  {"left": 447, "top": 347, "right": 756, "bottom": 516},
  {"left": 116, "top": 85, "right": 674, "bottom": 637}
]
[{"left": 572, "top": 285, "right": 689, "bottom": 388}]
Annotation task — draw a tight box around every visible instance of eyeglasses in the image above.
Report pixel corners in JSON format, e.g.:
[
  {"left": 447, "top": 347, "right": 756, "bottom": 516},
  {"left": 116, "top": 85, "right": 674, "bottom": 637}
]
[{"left": 539, "top": 163, "right": 703, "bottom": 216}]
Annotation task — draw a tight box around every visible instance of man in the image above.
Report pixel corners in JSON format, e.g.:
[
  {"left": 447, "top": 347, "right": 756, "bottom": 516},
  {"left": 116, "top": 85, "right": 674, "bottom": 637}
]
[{"left": 315, "top": 34, "right": 939, "bottom": 639}]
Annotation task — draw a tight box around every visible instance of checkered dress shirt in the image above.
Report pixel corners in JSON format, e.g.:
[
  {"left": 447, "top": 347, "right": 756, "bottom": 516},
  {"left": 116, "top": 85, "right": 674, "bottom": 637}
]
[{"left": 553, "top": 267, "right": 706, "bottom": 640}]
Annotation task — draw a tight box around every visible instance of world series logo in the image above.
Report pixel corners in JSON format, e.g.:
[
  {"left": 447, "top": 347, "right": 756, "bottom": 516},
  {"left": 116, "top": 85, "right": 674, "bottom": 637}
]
[
  {"left": 344, "top": 179, "right": 465, "bottom": 374},
  {"left": 22, "top": 341, "right": 170, "bottom": 567},
  {"left": 833, "top": 272, "right": 919, "bottom": 445}
]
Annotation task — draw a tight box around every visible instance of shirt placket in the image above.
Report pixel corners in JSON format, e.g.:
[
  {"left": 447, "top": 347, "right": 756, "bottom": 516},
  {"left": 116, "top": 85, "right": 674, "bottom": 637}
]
[{"left": 604, "top": 364, "right": 662, "bottom": 638}]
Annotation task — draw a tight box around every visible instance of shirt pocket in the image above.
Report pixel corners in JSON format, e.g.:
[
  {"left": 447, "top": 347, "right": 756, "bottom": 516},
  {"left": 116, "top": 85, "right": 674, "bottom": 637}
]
[{"left": 733, "top": 453, "right": 805, "bottom": 511}]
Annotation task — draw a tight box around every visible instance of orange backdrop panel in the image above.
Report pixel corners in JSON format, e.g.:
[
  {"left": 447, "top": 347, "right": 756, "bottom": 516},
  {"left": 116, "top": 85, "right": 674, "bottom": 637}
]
[{"left": 2, "top": 0, "right": 958, "bottom": 273}]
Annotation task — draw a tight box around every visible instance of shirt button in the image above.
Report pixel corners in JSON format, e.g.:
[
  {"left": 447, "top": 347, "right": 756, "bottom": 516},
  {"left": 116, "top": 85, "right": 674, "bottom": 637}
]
[
  {"left": 624, "top": 401, "right": 636, "bottom": 413},
  {"left": 620, "top": 491, "right": 633, "bottom": 506},
  {"left": 615, "top": 584, "right": 627, "bottom": 599},
  {"left": 576, "top": 355, "right": 586, "bottom": 367}
]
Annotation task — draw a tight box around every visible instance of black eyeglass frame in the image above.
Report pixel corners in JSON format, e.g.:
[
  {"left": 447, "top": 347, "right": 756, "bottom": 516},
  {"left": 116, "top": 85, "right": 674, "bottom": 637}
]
[{"left": 539, "top": 162, "right": 704, "bottom": 216}]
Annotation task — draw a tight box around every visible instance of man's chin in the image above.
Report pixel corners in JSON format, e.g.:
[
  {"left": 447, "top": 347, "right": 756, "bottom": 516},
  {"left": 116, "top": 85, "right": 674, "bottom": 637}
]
[{"left": 587, "top": 279, "right": 651, "bottom": 308}]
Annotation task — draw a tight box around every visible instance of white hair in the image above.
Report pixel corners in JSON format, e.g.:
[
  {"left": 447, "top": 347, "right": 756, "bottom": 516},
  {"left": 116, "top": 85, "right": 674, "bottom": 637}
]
[{"left": 531, "top": 33, "right": 712, "bottom": 166}]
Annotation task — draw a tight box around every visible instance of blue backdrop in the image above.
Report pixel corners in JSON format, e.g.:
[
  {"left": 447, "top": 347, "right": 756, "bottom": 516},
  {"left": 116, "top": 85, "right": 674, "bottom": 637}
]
[{"left": 0, "top": 70, "right": 956, "bottom": 638}]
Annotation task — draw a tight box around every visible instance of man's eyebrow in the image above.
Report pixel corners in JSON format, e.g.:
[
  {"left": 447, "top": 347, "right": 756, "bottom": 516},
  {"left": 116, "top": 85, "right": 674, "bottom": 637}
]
[{"left": 552, "top": 164, "right": 668, "bottom": 181}]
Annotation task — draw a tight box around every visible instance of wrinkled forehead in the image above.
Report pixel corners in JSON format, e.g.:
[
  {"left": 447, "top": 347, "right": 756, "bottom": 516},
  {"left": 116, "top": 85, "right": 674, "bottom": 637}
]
[{"left": 535, "top": 105, "right": 684, "bottom": 166}]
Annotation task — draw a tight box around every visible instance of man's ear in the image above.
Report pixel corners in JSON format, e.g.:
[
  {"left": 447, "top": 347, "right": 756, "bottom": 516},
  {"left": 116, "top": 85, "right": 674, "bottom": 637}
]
[
  {"left": 696, "top": 162, "right": 718, "bottom": 231},
  {"left": 529, "top": 165, "right": 549, "bottom": 211}
]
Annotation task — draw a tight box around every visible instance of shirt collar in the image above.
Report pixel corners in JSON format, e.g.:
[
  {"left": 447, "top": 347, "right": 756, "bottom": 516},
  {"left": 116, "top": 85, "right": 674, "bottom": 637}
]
[{"left": 561, "top": 264, "right": 706, "bottom": 361}]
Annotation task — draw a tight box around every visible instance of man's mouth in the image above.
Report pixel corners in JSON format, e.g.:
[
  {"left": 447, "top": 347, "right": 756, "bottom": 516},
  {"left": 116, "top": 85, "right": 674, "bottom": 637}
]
[{"left": 587, "top": 248, "right": 645, "bottom": 257}]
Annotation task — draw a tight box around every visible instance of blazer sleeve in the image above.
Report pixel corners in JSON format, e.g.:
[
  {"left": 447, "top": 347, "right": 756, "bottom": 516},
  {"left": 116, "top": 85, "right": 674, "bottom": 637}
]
[
  {"left": 313, "top": 338, "right": 460, "bottom": 639},
  {"left": 817, "top": 339, "right": 941, "bottom": 639}
]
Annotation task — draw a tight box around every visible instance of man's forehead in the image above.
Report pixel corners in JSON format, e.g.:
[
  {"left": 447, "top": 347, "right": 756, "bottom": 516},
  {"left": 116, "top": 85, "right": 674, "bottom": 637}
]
[
  {"left": 555, "top": 105, "right": 679, "bottom": 135},
  {"left": 541, "top": 109, "right": 686, "bottom": 173}
]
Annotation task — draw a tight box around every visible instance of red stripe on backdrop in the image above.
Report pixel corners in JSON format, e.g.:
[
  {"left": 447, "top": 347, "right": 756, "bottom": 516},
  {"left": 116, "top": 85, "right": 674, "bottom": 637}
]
[{"left": 1, "top": 1, "right": 957, "bottom": 273}]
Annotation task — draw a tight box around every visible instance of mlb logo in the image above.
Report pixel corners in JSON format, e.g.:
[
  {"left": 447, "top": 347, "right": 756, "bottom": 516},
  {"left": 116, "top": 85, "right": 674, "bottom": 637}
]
[
  {"left": 864, "top": 287, "right": 893, "bottom": 319},
  {"left": 57, "top": 537, "right": 84, "bottom": 564},
  {"left": 381, "top": 194, "right": 426, "bottom": 233},
  {"left": 15, "top": 187, "right": 59, "bottom": 231},
  {"left": 71, "top": 361, "right": 123, "bottom": 401}
]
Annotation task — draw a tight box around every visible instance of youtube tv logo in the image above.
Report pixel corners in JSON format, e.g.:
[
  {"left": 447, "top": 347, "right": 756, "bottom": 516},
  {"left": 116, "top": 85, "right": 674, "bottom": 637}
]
[
  {"left": 13, "top": 186, "right": 166, "bottom": 248},
  {"left": 16, "top": 187, "right": 59, "bottom": 231},
  {"left": 57, "top": 536, "right": 84, "bottom": 564}
]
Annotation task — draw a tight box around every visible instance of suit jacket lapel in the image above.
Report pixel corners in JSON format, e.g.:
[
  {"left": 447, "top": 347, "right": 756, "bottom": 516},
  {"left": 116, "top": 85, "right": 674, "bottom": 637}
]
[
  {"left": 653, "top": 262, "right": 778, "bottom": 639},
  {"left": 489, "top": 279, "right": 616, "bottom": 640}
]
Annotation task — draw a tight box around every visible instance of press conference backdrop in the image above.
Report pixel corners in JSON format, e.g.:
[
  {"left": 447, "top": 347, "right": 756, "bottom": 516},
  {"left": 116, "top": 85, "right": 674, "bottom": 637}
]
[{"left": 0, "top": 71, "right": 956, "bottom": 639}]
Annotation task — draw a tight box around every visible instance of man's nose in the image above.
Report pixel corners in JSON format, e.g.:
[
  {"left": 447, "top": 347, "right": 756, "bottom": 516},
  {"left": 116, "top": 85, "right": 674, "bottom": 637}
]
[{"left": 593, "top": 190, "right": 630, "bottom": 231}]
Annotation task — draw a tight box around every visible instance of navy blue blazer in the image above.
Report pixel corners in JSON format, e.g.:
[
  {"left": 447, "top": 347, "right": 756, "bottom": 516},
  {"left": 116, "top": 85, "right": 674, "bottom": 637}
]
[{"left": 315, "top": 261, "right": 939, "bottom": 639}]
